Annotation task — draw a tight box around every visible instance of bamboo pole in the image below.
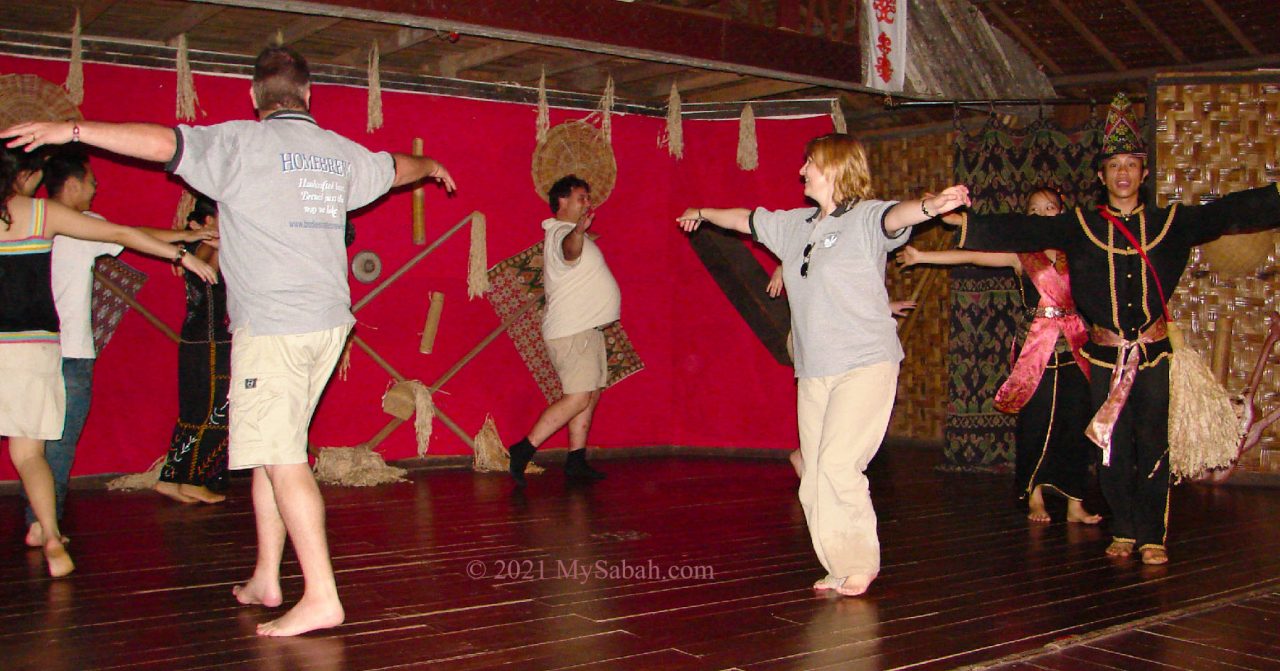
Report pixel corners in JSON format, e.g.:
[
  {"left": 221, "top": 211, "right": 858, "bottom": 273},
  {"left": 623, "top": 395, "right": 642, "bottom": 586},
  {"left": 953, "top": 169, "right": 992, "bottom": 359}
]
[
  {"left": 411, "top": 137, "right": 426, "bottom": 245},
  {"left": 92, "top": 269, "right": 180, "bottom": 343},
  {"left": 419, "top": 291, "right": 445, "bottom": 354},
  {"left": 896, "top": 266, "right": 940, "bottom": 346}
]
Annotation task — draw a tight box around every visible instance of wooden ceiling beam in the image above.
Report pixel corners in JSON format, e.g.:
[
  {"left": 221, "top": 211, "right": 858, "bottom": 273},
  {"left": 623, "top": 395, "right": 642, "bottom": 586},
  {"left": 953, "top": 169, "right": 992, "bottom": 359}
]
[
  {"left": 1199, "top": 0, "right": 1261, "bottom": 56},
  {"left": 192, "top": 0, "right": 864, "bottom": 90},
  {"left": 511, "top": 54, "right": 616, "bottom": 83},
  {"left": 76, "top": 0, "right": 120, "bottom": 31},
  {"left": 687, "top": 78, "right": 813, "bottom": 103},
  {"left": 333, "top": 27, "right": 434, "bottom": 66},
  {"left": 1047, "top": 0, "right": 1127, "bottom": 72},
  {"left": 436, "top": 40, "right": 540, "bottom": 78},
  {"left": 1049, "top": 53, "right": 1280, "bottom": 88},
  {"left": 649, "top": 71, "right": 745, "bottom": 98},
  {"left": 273, "top": 15, "right": 343, "bottom": 46},
  {"left": 978, "top": 1, "right": 1064, "bottom": 76},
  {"left": 1120, "top": 0, "right": 1188, "bottom": 64},
  {"left": 146, "top": 5, "right": 226, "bottom": 43}
]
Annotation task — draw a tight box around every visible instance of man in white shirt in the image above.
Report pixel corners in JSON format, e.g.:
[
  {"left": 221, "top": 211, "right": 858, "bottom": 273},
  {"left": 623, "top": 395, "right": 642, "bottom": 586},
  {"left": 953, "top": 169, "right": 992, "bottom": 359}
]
[{"left": 509, "top": 175, "right": 620, "bottom": 486}]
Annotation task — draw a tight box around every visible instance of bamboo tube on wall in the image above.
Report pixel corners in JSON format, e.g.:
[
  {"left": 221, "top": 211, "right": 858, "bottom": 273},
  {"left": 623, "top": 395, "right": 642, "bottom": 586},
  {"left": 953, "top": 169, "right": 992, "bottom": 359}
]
[
  {"left": 1211, "top": 315, "right": 1234, "bottom": 386},
  {"left": 419, "top": 291, "right": 445, "bottom": 354},
  {"left": 411, "top": 137, "right": 426, "bottom": 245}
]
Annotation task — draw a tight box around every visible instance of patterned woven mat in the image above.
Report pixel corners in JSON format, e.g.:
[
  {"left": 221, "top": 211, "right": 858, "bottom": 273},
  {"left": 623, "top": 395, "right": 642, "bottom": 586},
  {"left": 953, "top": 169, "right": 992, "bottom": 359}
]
[{"left": 487, "top": 241, "right": 642, "bottom": 402}]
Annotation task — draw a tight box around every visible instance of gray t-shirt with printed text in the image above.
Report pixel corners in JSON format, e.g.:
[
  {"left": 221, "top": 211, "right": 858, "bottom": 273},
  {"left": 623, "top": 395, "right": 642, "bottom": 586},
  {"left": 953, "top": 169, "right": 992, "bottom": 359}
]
[
  {"left": 167, "top": 111, "right": 395, "bottom": 336},
  {"left": 752, "top": 200, "right": 908, "bottom": 378}
]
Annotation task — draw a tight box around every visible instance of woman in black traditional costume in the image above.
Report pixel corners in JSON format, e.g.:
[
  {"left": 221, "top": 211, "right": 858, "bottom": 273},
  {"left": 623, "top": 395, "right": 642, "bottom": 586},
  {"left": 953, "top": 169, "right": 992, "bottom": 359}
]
[{"left": 155, "top": 194, "right": 230, "bottom": 504}]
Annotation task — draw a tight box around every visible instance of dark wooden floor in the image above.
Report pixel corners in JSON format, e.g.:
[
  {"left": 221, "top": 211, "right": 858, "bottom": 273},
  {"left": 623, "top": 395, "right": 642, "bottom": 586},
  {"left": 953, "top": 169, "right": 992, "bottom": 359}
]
[{"left": 2, "top": 444, "right": 1279, "bottom": 671}]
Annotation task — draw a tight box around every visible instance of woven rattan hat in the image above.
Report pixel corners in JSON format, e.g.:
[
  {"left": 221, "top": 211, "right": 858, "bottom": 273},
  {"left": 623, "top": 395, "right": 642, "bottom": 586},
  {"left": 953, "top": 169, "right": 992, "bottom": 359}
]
[
  {"left": 0, "top": 74, "right": 82, "bottom": 127},
  {"left": 531, "top": 120, "right": 616, "bottom": 205}
]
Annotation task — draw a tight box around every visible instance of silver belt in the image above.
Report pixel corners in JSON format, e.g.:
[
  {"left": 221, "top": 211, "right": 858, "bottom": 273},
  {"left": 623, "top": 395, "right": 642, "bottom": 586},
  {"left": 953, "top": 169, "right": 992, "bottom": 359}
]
[{"left": 1031, "top": 306, "right": 1075, "bottom": 319}]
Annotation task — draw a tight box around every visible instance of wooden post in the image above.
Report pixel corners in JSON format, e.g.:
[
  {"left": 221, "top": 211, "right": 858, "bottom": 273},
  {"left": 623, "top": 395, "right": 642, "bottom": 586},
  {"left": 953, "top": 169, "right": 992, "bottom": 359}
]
[
  {"left": 419, "top": 291, "right": 445, "bottom": 354},
  {"left": 412, "top": 137, "right": 426, "bottom": 245},
  {"left": 1211, "top": 315, "right": 1235, "bottom": 386}
]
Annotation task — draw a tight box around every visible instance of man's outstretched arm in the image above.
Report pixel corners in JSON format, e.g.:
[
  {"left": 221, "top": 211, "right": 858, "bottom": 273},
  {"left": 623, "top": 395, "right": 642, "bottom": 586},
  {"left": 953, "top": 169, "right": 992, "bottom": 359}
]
[
  {"left": 3, "top": 120, "right": 177, "bottom": 163},
  {"left": 390, "top": 153, "right": 456, "bottom": 192}
]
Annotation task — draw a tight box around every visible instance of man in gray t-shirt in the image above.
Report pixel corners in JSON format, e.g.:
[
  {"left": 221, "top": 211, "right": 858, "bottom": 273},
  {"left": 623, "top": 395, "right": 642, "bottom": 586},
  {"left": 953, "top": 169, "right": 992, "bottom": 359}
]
[{"left": 5, "top": 46, "right": 456, "bottom": 637}]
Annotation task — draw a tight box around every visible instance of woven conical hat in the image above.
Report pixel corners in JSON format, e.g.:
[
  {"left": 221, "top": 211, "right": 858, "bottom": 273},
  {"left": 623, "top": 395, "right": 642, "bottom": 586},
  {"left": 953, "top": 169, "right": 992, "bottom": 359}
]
[
  {"left": 0, "top": 74, "right": 82, "bottom": 127},
  {"left": 531, "top": 120, "right": 616, "bottom": 205}
]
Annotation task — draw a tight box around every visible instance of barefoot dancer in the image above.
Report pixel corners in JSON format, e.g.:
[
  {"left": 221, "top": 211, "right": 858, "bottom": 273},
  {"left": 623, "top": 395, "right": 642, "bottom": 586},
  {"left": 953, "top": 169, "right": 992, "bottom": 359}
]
[
  {"left": 155, "top": 194, "right": 231, "bottom": 505},
  {"left": 0, "top": 145, "right": 216, "bottom": 578},
  {"left": 5, "top": 46, "right": 455, "bottom": 634},
  {"left": 899, "top": 188, "right": 1101, "bottom": 525},
  {"left": 679, "top": 133, "right": 969, "bottom": 597},
  {"left": 955, "top": 94, "right": 1280, "bottom": 565}
]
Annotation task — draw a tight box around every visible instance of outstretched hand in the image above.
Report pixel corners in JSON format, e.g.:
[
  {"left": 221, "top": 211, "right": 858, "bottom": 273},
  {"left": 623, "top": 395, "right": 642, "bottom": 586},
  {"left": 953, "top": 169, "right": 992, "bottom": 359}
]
[
  {"left": 430, "top": 164, "right": 457, "bottom": 193},
  {"left": 182, "top": 252, "right": 218, "bottom": 284},
  {"left": 926, "top": 185, "right": 971, "bottom": 217},
  {"left": 890, "top": 300, "right": 917, "bottom": 317},
  {"left": 676, "top": 208, "right": 703, "bottom": 232},
  {"left": 766, "top": 266, "right": 784, "bottom": 297},
  {"left": 897, "top": 245, "right": 923, "bottom": 267},
  {"left": 3, "top": 121, "right": 73, "bottom": 152}
]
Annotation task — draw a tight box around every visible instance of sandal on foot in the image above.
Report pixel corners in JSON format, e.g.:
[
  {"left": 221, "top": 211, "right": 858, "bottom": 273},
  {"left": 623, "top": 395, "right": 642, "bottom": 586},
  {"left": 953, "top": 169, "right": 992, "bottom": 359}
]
[
  {"left": 1105, "top": 540, "right": 1134, "bottom": 557},
  {"left": 1140, "top": 547, "right": 1168, "bottom": 565}
]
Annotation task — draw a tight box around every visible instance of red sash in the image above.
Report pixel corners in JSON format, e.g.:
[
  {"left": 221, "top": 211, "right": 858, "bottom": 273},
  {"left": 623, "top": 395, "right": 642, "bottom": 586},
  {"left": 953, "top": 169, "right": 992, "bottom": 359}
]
[{"left": 994, "top": 252, "right": 1090, "bottom": 413}]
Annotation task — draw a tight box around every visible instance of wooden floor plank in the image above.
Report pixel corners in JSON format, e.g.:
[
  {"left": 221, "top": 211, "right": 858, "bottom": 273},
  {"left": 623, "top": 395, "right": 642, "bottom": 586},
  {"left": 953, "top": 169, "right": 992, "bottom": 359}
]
[{"left": 3, "top": 445, "right": 1279, "bottom": 670}]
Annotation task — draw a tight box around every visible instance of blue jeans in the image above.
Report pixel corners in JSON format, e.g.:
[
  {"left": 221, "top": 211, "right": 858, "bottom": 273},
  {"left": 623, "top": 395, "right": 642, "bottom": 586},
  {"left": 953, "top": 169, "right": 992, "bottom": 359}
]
[{"left": 23, "top": 358, "right": 95, "bottom": 527}]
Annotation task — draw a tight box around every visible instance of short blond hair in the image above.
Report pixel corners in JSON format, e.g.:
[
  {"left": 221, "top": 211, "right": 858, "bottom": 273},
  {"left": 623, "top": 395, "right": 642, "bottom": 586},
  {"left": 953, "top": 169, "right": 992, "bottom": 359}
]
[{"left": 805, "top": 133, "right": 874, "bottom": 206}]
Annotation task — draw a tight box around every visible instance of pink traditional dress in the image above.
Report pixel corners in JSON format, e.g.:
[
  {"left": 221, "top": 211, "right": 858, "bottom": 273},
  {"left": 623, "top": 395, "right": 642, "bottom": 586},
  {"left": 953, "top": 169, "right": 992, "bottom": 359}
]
[{"left": 998, "top": 251, "right": 1095, "bottom": 505}]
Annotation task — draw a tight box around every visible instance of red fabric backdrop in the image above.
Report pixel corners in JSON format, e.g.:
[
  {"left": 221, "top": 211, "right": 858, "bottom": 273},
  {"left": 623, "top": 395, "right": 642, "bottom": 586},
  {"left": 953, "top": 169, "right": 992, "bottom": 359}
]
[{"left": 0, "top": 54, "right": 833, "bottom": 478}]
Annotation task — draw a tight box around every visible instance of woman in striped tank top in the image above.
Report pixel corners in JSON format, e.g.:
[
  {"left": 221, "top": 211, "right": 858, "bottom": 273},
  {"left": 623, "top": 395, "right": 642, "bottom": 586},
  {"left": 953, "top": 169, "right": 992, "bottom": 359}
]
[{"left": 0, "top": 144, "right": 217, "bottom": 577}]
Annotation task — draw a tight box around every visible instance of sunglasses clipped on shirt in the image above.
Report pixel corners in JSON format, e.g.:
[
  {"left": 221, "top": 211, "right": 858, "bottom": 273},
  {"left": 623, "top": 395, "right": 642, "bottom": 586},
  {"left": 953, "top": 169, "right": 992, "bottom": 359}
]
[{"left": 800, "top": 242, "right": 815, "bottom": 277}]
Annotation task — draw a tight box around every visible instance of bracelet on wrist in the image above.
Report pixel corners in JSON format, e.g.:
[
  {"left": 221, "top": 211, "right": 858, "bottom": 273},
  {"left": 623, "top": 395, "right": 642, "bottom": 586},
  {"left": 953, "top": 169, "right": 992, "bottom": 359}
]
[
  {"left": 921, "top": 200, "right": 933, "bottom": 218},
  {"left": 173, "top": 246, "right": 188, "bottom": 264},
  {"left": 71, "top": 123, "right": 80, "bottom": 143}
]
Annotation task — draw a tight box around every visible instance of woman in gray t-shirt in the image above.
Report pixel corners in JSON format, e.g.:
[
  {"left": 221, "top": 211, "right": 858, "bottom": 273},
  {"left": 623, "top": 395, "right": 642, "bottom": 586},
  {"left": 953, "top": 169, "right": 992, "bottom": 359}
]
[{"left": 677, "top": 133, "right": 968, "bottom": 597}]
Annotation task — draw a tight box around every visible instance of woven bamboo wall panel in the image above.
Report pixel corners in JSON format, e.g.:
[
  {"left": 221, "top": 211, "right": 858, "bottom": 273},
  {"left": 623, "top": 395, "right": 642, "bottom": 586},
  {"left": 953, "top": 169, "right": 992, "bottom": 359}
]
[
  {"left": 1156, "top": 76, "right": 1280, "bottom": 471},
  {"left": 868, "top": 132, "right": 955, "bottom": 441}
]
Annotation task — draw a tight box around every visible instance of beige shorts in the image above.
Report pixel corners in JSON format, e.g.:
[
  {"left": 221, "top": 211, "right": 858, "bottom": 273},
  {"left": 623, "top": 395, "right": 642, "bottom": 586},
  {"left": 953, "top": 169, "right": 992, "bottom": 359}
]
[
  {"left": 0, "top": 342, "right": 65, "bottom": 440},
  {"left": 228, "top": 324, "right": 350, "bottom": 470},
  {"left": 545, "top": 328, "right": 608, "bottom": 394}
]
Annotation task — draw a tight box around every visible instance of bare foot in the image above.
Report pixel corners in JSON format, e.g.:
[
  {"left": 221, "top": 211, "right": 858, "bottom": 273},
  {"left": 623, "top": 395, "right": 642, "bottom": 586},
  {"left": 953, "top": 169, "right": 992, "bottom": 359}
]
[
  {"left": 234, "top": 577, "right": 284, "bottom": 608},
  {"left": 155, "top": 481, "right": 199, "bottom": 504},
  {"left": 1065, "top": 500, "right": 1102, "bottom": 525},
  {"left": 179, "top": 484, "right": 226, "bottom": 504},
  {"left": 256, "top": 595, "right": 344, "bottom": 637},
  {"left": 25, "top": 522, "right": 69, "bottom": 548},
  {"left": 835, "top": 574, "right": 875, "bottom": 597},
  {"left": 1105, "top": 540, "right": 1134, "bottom": 558},
  {"left": 813, "top": 575, "right": 842, "bottom": 592},
  {"left": 789, "top": 450, "right": 803, "bottom": 478},
  {"left": 44, "top": 539, "right": 74, "bottom": 578},
  {"left": 1026, "top": 486, "right": 1051, "bottom": 523},
  {"left": 1141, "top": 547, "right": 1169, "bottom": 565}
]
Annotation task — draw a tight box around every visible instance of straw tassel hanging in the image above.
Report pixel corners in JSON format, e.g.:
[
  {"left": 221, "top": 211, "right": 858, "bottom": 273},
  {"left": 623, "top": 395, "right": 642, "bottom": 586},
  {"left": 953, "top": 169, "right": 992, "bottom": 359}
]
[
  {"left": 599, "top": 75, "right": 615, "bottom": 142},
  {"left": 65, "top": 9, "right": 84, "bottom": 105},
  {"left": 661, "top": 80, "right": 684, "bottom": 159},
  {"left": 737, "top": 104, "right": 758, "bottom": 171},
  {"left": 367, "top": 41, "right": 383, "bottom": 133},
  {"left": 410, "top": 381, "right": 435, "bottom": 458},
  {"left": 467, "top": 211, "right": 490, "bottom": 299},
  {"left": 273, "top": 29, "right": 285, "bottom": 47},
  {"left": 831, "top": 98, "right": 847, "bottom": 134},
  {"left": 536, "top": 67, "right": 549, "bottom": 145},
  {"left": 176, "top": 34, "right": 199, "bottom": 121}
]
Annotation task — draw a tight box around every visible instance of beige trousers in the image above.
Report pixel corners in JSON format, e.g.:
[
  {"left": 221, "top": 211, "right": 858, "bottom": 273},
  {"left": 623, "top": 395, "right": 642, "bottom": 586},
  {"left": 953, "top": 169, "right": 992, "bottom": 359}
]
[{"left": 797, "top": 361, "right": 898, "bottom": 579}]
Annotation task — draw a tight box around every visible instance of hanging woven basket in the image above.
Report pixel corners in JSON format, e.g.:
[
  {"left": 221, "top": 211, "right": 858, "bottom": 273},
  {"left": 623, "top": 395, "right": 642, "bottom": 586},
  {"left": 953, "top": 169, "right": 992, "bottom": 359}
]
[
  {"left": 531, "top": 120, "right": 617, "bottom": 205},
  {"left": 1199, "top": 230, "right": 1279, "bottom": 278},
  {"left": 0, "top": 73, "right": 83, "bottom": 127}
]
